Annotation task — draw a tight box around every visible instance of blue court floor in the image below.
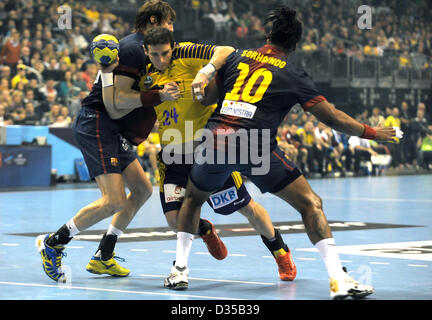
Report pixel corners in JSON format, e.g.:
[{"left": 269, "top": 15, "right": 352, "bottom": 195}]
[{"left": 0, "top": 175, "right": 431, "bottom": 300}]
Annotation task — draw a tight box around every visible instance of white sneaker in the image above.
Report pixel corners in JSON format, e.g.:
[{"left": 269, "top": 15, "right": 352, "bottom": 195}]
[
  {"left": 330, "top": 269, "right": 374, "bottom": 300},
  {"left": 164, "top": 264, "right": 189, "bottom": 290}
]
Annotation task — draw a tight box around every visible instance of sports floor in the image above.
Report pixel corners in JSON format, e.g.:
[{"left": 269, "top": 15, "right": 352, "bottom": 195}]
[{"left": 0, "top": 175, "right": 431, "bottom": 300}]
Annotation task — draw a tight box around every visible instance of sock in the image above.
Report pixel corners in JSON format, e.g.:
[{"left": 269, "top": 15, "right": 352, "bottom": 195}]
[
  {"left": 175, "top": 232, "right": 194, "bottom": 268},
  {"left": 46, "top": 219, "right": 79, "bottom": 247},
  {"left": 107, "top": 224, "right": 123, "bottom": 237},
  {"left": 314, "top": 238, "right": 345, "bottom": 279},
  {"left": 261, "top": 229, "right": 288, "bottom": 257},
  {"left": 95, "top": 225, "right": 123, "bottom": 260},
  {"left": 97, "top": 233, "right": 118, "bottom": 261},
  {"left": 66, "top": 218, "right": 80, "bottom": 237},
  {"left": 197, "top": 219, "right": 212, "bottom": 236}
]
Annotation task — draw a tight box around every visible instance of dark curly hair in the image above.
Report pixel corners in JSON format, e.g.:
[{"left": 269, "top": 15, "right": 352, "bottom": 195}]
[
  {"left": 264, "top": 6, "right": 303, "bottom": 53},
  {"left": 134, "top": 0, "right": 176, "bottom": 32},
  {"left": 143, "top": 26, "right": 175, "bottom": 49}
]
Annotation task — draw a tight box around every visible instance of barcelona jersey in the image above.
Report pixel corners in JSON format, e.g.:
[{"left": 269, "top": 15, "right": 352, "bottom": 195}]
[{"left": 207, "top": 44, "right": 326, "bottom": 150}]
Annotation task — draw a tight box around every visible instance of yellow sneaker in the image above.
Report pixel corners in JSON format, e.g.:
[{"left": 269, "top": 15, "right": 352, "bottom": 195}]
[{"left": 86, "top": 253, "right": 130, "bottom": 277}]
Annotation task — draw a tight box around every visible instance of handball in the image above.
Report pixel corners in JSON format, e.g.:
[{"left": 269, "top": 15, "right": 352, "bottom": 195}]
[{"left": 90, "top": 34, "right": 119, "bottom": 66}]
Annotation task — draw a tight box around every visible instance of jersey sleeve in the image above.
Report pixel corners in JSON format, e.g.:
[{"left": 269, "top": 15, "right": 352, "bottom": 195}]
[
  {"left": 294, "top": 70, "right": 327, "bottom": 110},
  {"left": 114, "top": 42, "right": 145, "bottom": 81},
  {"left": 172, "top": 43, "right": 216, "bottom": 67}
]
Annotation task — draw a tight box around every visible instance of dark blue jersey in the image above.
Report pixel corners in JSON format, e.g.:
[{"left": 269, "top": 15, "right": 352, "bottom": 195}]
[
  {"left": 81, "top": 32, "right": 156, "bottom": 145},
  {"left": 207, "top": 44, "right": 326, "bottom": 150},
  {"left": 81, "top": 32, "right": 148, "bottom": 114}
]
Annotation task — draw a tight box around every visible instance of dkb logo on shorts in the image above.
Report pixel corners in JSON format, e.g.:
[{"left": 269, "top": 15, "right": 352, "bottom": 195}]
[{"left": 209, "top": 186, "right": 238, "bottom": 209}]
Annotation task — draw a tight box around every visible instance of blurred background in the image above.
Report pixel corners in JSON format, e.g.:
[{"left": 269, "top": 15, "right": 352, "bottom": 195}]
[{"left": 0, "top": 0, "right": 431, "bottom": 187}]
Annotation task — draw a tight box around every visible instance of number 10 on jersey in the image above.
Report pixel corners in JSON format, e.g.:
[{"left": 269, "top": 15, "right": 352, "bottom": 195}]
[{"left": 224, "top": 62, "right": 273, "bottom": 104}]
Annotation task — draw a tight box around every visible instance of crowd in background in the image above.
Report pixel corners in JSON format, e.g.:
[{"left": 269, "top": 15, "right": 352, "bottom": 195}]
[{"left": 0, "top": 0, "right": 431, "bottom": 182}]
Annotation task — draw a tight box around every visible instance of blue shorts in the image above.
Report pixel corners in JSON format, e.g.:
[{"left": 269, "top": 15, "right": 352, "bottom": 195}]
[
  {"left": 73, "top": 107, "right": 137, "bottom": 179},
  {"left": 190, "top": 145, "right": 302, "bottom": 194},
  {"left": 158, "top": 154, "right": 251, "bottom": 215}
]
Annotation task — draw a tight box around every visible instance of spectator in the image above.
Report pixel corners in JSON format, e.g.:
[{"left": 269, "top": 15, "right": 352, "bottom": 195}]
[
  {"left": 20, "top": 46, "right": 32, "bottom": 67},
  {"left": 369, "top": 107, "right": 385, "bottom": 127},
  {"left": 23, "top": 101, "right": 40, "bottom": 125},
  {"left": 69, "top": 89, "right": 88, "bottom": 119},
  {"left": 384, "top": 107, "right": 402, "bottom": 168},
  {"left": 49, "top": 115, "right": 70, "bottom": 128},
  {"left": 0, "top": 103, "right": 13, "bottom": 126},
  {"left": 0, "top": 29, "right": 21, "bottom": 72},
  {"left": 81, "top": 63, "right": 98, "bottom": 91},
  {"left": 416, "top": 126, "right": 432, "bottom": 170},
  {"left": 205, "top": 7, "right": 227, "bottom": 42},
  {"left": 40, "top": 104, "right": 61, "bottom": 126},
  {"left": 411, "top": 108, "right": 429, "bottom": 146},
  {"left": 399, "top": 101, "right": 414, "bottom": 166},
  {"left": 60, "top": 106, "right": 72, "bottom": 126},
  {"left": 11, "top": 64, "right": 28, "bottom": 89},
  {"left": 297, "top": 121, "right": 324, "bottom": 175},
  {"left": 39, "top": 79, "right": 58, "bottom": 101}
]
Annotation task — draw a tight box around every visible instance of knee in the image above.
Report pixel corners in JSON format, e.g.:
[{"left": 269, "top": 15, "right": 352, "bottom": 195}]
[
  {"left": 103, "top": 194, "right": 127, "bottom": 215},
  {"left": 130, "top": 181, "right": 153, "bottom": 206},
  {"left": 301, "top": 192, "right": 323, "bottom": 215}
]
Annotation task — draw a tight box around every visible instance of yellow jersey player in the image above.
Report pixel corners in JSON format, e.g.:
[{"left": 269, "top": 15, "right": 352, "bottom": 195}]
[{"left": 101, "top": 27, "right": 297, "bottom": 284}]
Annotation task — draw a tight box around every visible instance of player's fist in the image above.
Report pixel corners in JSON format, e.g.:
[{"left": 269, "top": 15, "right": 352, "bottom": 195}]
[
  {"left": 159, "top": 81, "right": 180, "bottom": 101},
  {"left": 98, "top": 57, "right": 119, "bottom": 73}
]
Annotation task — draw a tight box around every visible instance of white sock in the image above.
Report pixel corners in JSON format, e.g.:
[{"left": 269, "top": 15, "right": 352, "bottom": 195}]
[
  {"left": 107, "top": 224, "right": 123, "bottom": 237},
  {"left": 66, "top": 218, "right": 80, "bottom": 237},
  {"left": 175, "top": 232, "right": 195, "bottom": 268},
  {"left": 315, "top": 238, "right": 345, "bottom": 279}
]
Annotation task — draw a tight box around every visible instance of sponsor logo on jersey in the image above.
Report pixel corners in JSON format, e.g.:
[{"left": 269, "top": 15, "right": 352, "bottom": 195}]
[
  {"left": 209, "top": 186, "right": 238, "bottom": 209},
  {"left": 220, "top": 100, "right": 257, "bottom": 119},
  {"left": 164, "top": 183, "right": 185, "bottom": 203}
]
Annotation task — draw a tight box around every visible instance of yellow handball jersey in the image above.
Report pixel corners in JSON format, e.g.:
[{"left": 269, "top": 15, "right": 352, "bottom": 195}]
[{"left": 139, "top": 42, "right": 217, "bottom": 146}]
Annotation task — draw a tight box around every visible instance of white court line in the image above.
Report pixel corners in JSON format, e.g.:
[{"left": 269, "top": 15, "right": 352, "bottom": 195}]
[
  {"left": 407, "top": 264, "right": 428, "bottom": 268},
  {"left": 139, "top": 274, "right": 276, "bottom": 286},
  {"left": 228, "top": 253, "right": 247, "bottom": 257},
  {"left": 1, "top": 243, "right": 19, "bottom": 246},
  {"left": 130, "top": 249, "right": 148, "bottom": 252},
  {"left": 0, "top": 188, "right": 98, "bottom": 194},
  {"left": 0, "top": 281, "right": 245, "bottom": 300},
  {"left": 297, "top": 257, "right": 316, "bottom": 261},
  {"left": 321, "top": 196, "right": 432, "bottom": 203},
  {"left": 369, "top": 262, "right": 390, "bottom": 265},
  {"left": 194, "top": 252, "right": 210, "bottom": 255},
  {"left": 162, "top": 250, "right": 176, "bottom": 253}
]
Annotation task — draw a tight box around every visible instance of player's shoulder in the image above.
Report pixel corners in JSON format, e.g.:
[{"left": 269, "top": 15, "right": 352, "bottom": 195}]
[{"left": 119, "top": 33, "right": 145, "bottom": 55}]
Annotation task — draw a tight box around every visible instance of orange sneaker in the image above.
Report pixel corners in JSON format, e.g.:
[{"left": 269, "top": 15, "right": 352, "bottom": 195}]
[
  {"left": 200, "top": 219, "right": 228, "bottom": 260},
  {"left": 274, "top": 248, "right": 297, "bottom": 281}
]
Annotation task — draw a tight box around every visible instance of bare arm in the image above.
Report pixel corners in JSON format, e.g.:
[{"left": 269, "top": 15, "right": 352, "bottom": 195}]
[
  {"left": 308, "top": 101, "right": 396, "bottom": 142},
  {"left": 191, "top": 46, "right": 235, "bottom": 101},
  {"left": 100, "top": 63, "right": 180, "bottom": 119}
]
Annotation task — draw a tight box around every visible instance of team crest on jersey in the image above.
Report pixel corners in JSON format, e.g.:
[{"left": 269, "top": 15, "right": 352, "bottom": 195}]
[
  {"left": 143, "top": 75, "right": 153, "bottom": 88},
  {"left": 111, "top": 157, "right": 119, "bottom": 167}
]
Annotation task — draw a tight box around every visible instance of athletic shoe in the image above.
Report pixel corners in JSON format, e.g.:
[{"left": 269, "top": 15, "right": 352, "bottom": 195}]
[
  {"left": 86, "top": 253, "right": 130, "bottom": 277},
  {"left": 35, "top": 234, "right": 67, "bottom": 283},
  {"left": 274, "top": 248, "right": 297, "bottom": 281},
  {"left": 200, "top": 219, "right": 227, "bottom": 260},
  {"left": 330, "top": 268, "right": 374, "bottom": 300},
  {"left": 164, "top": 263, "right": 189, "bottom": 290}
]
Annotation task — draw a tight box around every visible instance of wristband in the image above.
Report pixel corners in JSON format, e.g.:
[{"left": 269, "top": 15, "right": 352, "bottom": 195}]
[
  {"left": 101, "top": 72, "right": 113, "bottom": 87},
  {"left": 198, "top": 63, "right": 217, "bottom": 81},
  {"left": 360, "top": 124, "right": 377, "bottom": 140},
  {"left": 140, "top": 90, "right": 162, "bottom": 107}
]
